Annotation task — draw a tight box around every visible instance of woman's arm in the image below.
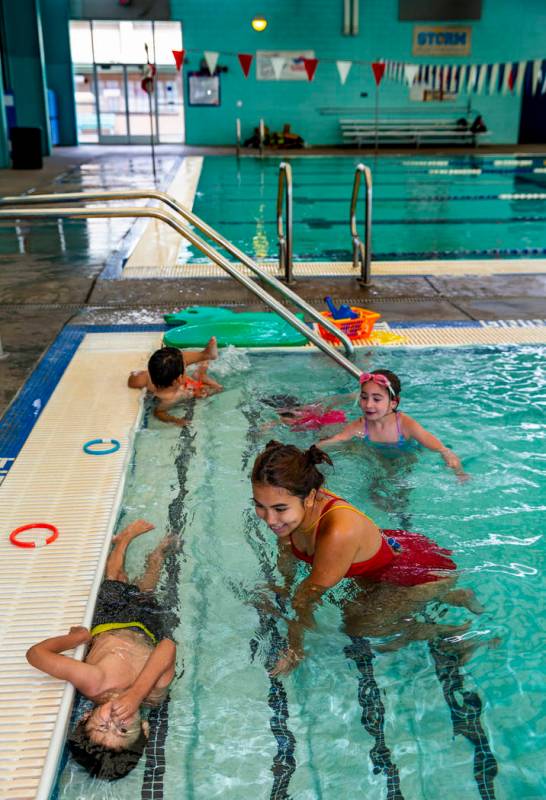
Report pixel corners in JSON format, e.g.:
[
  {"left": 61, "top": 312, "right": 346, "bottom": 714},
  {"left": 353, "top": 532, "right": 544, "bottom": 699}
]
[
  {"left": 402, "top": 414, "right": 468, "bottom": 478},
  {"left": 271, "top": 524, "right": 360, "bottom": 676}
]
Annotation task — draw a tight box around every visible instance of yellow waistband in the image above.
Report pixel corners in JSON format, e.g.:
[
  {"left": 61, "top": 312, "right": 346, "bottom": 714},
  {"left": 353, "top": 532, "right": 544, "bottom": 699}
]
[{"left": 90, "top": 621, "right": 157, "bottom": 644}]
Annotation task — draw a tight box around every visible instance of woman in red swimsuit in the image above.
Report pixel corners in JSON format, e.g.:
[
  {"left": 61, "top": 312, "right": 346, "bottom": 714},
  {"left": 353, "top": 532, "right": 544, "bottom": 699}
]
[{"left": 251, "top": 440, "right": 482, "bottom": 676}]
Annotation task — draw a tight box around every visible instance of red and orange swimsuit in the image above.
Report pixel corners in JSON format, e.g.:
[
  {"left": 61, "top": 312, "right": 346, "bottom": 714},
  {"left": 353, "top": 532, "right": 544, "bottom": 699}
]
[{"left": 290, "top": 490, "right": 456, "bottom": 586}]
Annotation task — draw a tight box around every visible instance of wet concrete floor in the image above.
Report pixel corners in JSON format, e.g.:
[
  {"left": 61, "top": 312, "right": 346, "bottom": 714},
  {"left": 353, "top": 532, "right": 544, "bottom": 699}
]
[{"left": 0, "top": 144, "right": 545, "bottom": 418}]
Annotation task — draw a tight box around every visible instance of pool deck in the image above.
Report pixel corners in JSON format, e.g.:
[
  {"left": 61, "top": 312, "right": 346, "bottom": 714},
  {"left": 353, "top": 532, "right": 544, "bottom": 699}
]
[{"left": 0, "top": 144, "right": 545, "bottom": 798}]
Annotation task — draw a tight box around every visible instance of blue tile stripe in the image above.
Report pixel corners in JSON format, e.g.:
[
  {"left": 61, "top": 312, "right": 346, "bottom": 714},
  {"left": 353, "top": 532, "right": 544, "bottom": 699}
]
[
  {"left": 344, "top": 637, "right": 404, "bottom": 800},
  {"left": 428, "top": 639, "right": 498, "bottom": 800}
]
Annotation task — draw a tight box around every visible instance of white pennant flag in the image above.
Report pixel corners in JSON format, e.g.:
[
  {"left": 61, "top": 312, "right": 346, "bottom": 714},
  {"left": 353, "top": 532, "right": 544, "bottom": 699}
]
[
  {"left": 501, "top": 64, "right": 511, "bottom": 95},
  {"left": 458, "top": 65, "right": 467, "bottom": 93},
  {"left": 467, "top": 64, "right": 477, "bottom": 92},
  {"left": 515, "top": 61, "right": 526, "bottom": 95},
  {"left": 271, "top": 57, "right": 285, "bottom": 80},
  {"left": 476, "top": 64, "right": 487, "bottom": 94},
  {"left": 532, "top": 59, "right": 542, "bottom": 94},
  {"left": 336, "top": 60, "right": 352, "bottom": 85},
  {"left": 450, "top": 65, "right": 458, "bottom": 93},
  {"left": 404, "top": 64, "right": 418, "bottom": 85},
  {"left": 489, "top": 63, "right": 499, "bottom": 94},
  {"left": 204, "top": 51, "right": 219, "bottom": 75}
]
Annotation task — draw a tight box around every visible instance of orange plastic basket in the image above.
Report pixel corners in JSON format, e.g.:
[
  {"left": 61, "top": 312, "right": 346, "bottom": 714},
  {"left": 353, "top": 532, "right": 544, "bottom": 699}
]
[{"left": 318, "top": 307, "right": 381, "bottom": 343}]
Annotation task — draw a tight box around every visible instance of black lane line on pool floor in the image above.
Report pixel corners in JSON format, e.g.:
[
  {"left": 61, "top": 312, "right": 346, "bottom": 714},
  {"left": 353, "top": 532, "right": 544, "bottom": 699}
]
[
  {"left": 140, "top": 404, "right": 196, "bottom": 800},
  {"left": 241, "top": 401, "right": 297, "bottom": 800},
  {"left": 344, "top": 636, "right": 404, "bottom": 800},
  {"left": 428, "top": 639, "right": 498, "bottom": 800}
]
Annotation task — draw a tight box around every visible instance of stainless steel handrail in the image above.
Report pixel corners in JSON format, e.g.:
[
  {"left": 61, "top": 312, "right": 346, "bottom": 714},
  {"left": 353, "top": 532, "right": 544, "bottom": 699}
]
[
  {"left": 0, "top": 206, "right": 362, "bottom": 379},
  {"left": 276, "top": 162, "right": 294, "bottom": 284},
  {"left": 350, "top": 163, "right": 372, "bottom": 285},
  {"left": 0, "top": 189, "right": 354, "bottom": 355}
]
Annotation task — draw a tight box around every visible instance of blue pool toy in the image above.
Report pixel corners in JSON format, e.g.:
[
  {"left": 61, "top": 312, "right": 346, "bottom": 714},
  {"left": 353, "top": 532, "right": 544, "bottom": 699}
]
[
  {"left": 324, "top": 296, "right": 357, "bottom": 320},
  {"left": 163, "top": 306, "right": 309, "bottom": 348}
]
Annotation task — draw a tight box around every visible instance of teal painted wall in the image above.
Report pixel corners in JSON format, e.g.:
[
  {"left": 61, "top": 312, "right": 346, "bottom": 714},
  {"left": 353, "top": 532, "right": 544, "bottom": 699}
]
[
  {"left": 3, "top": 0, "right": 51, "bottom": 154},
  {"left": 171, "top": 0, "right": 546, "bottom": 145},
  {"left": 41, "top": 0, "right": 78, "bottom": 145}
]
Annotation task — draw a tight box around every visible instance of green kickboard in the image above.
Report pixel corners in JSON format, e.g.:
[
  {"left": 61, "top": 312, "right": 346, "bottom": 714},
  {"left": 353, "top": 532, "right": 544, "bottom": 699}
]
[
  {"left": 164, "top": 306, "right": 237, "bottom": 325},
  {"left": 163, "top": 315, "right": 308, "bottom": 348}
]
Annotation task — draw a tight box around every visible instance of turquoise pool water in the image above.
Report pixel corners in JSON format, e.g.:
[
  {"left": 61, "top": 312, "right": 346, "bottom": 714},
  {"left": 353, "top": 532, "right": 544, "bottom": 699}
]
[
  {"left": 186, "top": 154, "right": 546, "bottom": 262},
  {"left": 56, "top": 345, "right": 545, "bottom": 799}
]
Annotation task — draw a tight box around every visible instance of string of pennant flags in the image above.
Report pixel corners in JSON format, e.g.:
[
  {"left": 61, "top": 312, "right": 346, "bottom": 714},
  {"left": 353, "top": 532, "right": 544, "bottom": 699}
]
[{"left": 170, "top": 48, "right": 546, "bottom": 95}]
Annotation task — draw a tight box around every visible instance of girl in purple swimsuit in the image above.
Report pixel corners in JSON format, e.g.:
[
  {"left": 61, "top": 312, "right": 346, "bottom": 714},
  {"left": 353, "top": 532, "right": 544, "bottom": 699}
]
[{"left": 319, "top": 369, "right": 468, "bottom": 480}]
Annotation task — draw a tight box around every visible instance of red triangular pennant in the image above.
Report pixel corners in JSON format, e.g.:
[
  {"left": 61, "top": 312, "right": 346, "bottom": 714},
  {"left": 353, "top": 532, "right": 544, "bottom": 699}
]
[
  {"left": 238, "top": 53, "right": 253, "bottom": 78},
  {"left": 371, "top": 62, "right": 386, "bottom": 86},
  {"left": 303, "top": 58, "right": 319, "bottom": 81},
  {"left": 508, "top": 65, "right": 515, "bottom": 91},
  {"left": 172, "top": 50, "right": 185, "bottom": 71}
]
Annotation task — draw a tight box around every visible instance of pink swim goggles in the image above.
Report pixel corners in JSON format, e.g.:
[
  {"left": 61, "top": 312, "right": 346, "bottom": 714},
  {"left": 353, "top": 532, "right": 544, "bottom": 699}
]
[{"left": 359, "top": 372, "right": 396, "bottom": 397}]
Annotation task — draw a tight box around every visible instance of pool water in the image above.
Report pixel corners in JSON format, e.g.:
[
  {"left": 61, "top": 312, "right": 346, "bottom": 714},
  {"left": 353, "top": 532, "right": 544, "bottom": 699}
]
[
  {"left": 185, "top": 155, "right": 546, "bottom": 262},
  {"left": 56, "top": 345, "right": 546, "bottom": 799}
]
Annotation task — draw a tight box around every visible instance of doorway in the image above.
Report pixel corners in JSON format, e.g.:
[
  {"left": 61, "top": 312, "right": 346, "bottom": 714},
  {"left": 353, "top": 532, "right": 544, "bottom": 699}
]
[{"left": 70, "top": 20, "right": 184, "bottom": 144}]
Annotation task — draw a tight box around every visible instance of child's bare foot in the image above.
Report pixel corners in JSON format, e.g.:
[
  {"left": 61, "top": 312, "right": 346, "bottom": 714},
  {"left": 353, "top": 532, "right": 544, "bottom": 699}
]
[
  {"left": 203, "top": 336, "right": 218, "bottom": 361},
  {"left": 112, "top": 519, "right": 155, "bottom": 544}
]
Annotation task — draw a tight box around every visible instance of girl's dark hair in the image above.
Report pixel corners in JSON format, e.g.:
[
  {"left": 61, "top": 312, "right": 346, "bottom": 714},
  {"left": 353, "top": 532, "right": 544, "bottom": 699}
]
[
  {"left": 68, "top": 718, "right": 147, "bottom": 781},
  {"left": 148, "top": 347, "right": 185, "bottom": 389},
  {"left": 252, "top": 440, "right": 333, "bottom": 499}
]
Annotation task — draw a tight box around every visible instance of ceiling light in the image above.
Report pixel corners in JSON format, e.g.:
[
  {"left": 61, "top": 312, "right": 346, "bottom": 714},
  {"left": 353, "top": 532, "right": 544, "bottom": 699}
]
[{"left": 251, "top": 15, "right": 267, "bottom": 32}]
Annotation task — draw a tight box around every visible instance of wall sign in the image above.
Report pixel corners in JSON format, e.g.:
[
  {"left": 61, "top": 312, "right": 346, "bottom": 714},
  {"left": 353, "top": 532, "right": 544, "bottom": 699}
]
[
  {"left": 413, "top": 26, "right": 471, "bottom": 56},
  {"left": 256, "top": 51, "right": 315, "bottom": 81},
  {"left": 188, "top": 73, "right": 220, "bottom": 106}
]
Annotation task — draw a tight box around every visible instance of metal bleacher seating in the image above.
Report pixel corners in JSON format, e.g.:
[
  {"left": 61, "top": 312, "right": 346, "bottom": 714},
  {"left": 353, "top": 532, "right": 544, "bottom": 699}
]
[{"left": 340, "top": 117, "right": 489, "bottom": 147}]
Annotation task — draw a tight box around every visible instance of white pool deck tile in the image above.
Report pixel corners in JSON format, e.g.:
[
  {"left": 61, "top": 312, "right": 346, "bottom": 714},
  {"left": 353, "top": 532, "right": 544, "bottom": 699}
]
[
  {"left": 1, "top": 323, "right": 546, "bottom": 798},
  {"left": 122, "top": 257, "right": 546, "bottom": 279},
  {"left": 124, "top": 157, "right": 203, "bottom": 271}
]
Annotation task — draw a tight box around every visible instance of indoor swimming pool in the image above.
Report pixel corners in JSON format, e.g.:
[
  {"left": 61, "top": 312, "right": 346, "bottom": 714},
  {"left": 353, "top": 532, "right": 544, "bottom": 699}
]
[
  {"left": 55, "top": 344, "right": 546, "bottom": 800},
  {"left": 185, "top": 154, "right": 546, "bottom": 263}
]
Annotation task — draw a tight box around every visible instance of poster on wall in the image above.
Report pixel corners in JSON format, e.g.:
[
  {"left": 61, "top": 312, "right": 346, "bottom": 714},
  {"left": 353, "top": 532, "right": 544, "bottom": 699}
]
[
  {"left": 413, "top": 26, "right": 471, "bottom": 56},
  {"left": 188, "top": 73, "right": 220, "bottom": 106},
  {"left": 256, "top": 51, "right": 315, "bottom": 81}
]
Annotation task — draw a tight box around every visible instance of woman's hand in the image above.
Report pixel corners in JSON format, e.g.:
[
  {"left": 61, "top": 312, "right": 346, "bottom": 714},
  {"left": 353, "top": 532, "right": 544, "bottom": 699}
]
[{"left": 269, "top": 647, "right": 304, "bottom": 677}]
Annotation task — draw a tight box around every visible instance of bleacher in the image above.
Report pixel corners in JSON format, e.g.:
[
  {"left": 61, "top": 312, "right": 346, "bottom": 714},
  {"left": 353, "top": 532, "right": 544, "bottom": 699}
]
[{"left": 340, "top": 117, "right": 489, "bottom": 147}]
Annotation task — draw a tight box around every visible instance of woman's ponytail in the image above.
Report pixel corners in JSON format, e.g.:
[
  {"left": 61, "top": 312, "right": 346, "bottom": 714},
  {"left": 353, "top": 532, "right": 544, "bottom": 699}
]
[{"left": 252, "top": 441, "right": 332, "bottom": 499}]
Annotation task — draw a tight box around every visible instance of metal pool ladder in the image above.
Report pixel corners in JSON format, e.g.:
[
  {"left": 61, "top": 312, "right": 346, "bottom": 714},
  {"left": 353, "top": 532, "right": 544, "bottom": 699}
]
[
  {"left": 0, "top": 190, "right": 362, "bottom": 379},
  {"left": 350, "top": 163, "right": 373, "bottom": 285}
]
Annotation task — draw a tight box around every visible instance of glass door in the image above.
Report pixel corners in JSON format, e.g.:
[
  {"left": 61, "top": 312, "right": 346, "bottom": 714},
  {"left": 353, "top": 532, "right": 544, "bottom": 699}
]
[{"left": 96, "top": 65, "right": 128, "bottom": 143}]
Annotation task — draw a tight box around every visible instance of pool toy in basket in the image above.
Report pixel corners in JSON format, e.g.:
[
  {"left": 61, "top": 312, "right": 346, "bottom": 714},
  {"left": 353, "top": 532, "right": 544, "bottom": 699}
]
[{"left": 318, "top": 300, "right": 380, "bottom": 343}]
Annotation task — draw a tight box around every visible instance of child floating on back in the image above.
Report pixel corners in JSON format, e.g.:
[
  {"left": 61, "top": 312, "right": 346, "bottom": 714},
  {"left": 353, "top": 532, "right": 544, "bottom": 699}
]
[
  {"left": 318, "top": 369, "right": 468, "bottom": 479},
  {"left": 129, "top": 337, "right": 222, "bottom": 426},
  {"left": 26, "top": 520, "right": 177, "bottom": 781}
]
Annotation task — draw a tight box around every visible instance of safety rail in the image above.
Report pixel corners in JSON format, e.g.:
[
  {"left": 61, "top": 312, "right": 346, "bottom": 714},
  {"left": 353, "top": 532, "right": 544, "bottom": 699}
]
[
  {"left": 276, "top": 162, "right": 294, "bottom": 284},
  {"left": 0, "top": 189, "right": 353, "bottom": 355},
  {"left": 350, "top": 163, "right": 372, "bottom": 285},
  {"left": 0, "top": 205, "right": 362, "bottom": 379}
]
